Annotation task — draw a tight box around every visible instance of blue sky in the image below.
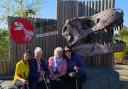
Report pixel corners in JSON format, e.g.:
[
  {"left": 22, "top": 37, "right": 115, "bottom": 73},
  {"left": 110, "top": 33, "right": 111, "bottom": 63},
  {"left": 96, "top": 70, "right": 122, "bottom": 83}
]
[
  {"left": 115, "top": 0, "right": 128, "bottom": 27},
  {"left": 40, "top": 0, "right": 128, "bottom": 27},
  {"left": 0, "top": 0, "right": 127, "bottom": 28}
]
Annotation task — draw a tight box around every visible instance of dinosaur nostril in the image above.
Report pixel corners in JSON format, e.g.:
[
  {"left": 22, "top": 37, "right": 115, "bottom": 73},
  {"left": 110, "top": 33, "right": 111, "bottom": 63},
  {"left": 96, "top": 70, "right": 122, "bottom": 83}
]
[
  {"left": 96, "top": 18, "right": 100, "bottom": 23},
  {"left": 62, "top": 25, "right": 67, "bottom": 33},
  {"left": 69, "top": 34, "right": 74, "bottom": 43}
]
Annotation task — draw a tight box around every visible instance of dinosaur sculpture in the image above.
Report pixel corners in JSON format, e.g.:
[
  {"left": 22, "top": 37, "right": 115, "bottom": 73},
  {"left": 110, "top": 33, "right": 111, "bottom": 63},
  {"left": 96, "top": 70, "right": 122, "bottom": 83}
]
[{"left": 62, "top": 9, "right": 126, "bottom": 56}]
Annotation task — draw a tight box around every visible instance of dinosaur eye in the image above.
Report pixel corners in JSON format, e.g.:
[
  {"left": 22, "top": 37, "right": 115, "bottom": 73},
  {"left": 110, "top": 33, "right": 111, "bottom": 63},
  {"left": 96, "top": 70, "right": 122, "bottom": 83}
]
[{"left": 69, "top": 34, "right": 74, "bottom": 43}]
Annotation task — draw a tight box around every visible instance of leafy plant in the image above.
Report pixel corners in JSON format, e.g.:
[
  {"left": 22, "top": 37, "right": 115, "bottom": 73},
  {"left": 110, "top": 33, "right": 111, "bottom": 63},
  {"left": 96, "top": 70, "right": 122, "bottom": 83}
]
[
  {"left": 0, "top": 29, "right": 9, "bottom": 59},
  {"left": 0, "top": 0, "right": 46, "bottom": 28},
  {"left": 114, "top": 26, "right": 128, "bottom": 60}
]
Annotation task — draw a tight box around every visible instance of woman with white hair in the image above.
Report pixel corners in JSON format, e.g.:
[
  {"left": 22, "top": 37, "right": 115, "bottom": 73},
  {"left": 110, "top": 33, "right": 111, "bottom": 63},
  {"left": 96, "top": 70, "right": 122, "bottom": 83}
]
[
  {"left": 28, "top": 47, "right": 49, "bottom": 89},
  {"left": 48, "top": 47, "right": 67, "bottom": 89}
]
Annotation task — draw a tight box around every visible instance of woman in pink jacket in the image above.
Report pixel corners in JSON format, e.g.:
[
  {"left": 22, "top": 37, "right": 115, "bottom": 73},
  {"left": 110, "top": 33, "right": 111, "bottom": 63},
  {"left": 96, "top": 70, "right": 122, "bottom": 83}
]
[{"left": 48, "top": 47, "right": 67, "bottom": 89}]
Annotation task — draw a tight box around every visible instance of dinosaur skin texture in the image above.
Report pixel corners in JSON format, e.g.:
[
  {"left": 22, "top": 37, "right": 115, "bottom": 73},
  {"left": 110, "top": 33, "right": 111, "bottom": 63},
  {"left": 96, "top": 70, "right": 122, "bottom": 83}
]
[{"left": 62, "top": 9, "right": 126, "bottom": 56}]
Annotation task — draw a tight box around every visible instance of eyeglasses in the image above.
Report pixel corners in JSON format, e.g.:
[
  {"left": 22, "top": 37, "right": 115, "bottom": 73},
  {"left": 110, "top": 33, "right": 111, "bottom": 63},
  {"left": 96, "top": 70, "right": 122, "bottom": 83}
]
[{"left": 65, "top": 50, "right": 71, "bottom": 53}]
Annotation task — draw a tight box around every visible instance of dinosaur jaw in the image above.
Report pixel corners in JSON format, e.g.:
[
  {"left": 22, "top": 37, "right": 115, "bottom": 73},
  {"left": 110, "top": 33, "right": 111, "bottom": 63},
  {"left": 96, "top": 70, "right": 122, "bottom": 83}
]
[{"left": 72, "top": 41, "right": 126, "bottom": 56}]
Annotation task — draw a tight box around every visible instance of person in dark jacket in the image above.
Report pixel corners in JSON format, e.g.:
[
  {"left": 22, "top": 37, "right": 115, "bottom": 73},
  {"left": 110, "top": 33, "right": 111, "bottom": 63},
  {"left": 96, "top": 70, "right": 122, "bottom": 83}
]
[
  {"left": 28, "top": 47, "right": 49, "bottom": 89},
  {"left": 63, "top": 46, "right": 86, "bottom": 89}
]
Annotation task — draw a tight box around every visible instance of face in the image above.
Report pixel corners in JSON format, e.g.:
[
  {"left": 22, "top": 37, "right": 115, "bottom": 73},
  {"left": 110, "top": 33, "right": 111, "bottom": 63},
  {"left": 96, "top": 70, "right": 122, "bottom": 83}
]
[
  {"left": 35, "top": 52, "right": 42, "bottom": 60},
  {"left": 64, "top": 48, "right": 71, "bottom": 57},
  {"left": 23, "top": 53, "right": 31, "bottom": 61},
  {"left": 56, "top": 51, "right": 63, "bottom": 58}
]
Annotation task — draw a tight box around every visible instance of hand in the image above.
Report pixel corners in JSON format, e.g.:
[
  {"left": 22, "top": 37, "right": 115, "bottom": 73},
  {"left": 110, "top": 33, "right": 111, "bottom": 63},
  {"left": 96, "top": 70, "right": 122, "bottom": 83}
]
[
  {"left": 69, "top": 72, "right": 76, "bottom": 77},
  {"left": 54, "top": 75, "right": 58, "bottom": 79},
  {"left": 40, "top": 71, "right": 45, "bottom": 77},
  {"left": 38, "top": 77, "right": 43, "bottom": 82},
  {"left": 54, "top": 75, "right": 60, "bottom": 81},
  {"left": 74, "top": 66, "right": 79, "bottom": 72},
  {"left": 56, "top": 78, "right": 61, "bottom": 81},
  {"left": 23, "top": 80, "right": 28, "bottom": 85}
]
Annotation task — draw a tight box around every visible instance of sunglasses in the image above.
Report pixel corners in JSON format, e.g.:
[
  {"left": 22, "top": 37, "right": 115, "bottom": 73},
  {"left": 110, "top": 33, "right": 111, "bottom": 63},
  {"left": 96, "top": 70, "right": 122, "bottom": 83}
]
[{"left": 65, "top": 50, "right": 71, "bottom": 53}]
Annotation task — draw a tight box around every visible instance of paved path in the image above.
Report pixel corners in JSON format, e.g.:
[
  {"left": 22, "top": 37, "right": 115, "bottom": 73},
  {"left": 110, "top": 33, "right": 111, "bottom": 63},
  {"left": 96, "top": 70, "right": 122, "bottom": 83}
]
[{"left": 114, "top": 64, "right": 128, "bottom": 89}]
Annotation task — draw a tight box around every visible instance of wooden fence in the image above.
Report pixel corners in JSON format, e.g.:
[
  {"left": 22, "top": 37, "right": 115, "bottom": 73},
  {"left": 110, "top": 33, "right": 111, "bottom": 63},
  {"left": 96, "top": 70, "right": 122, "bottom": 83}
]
[
  {"left": 0, "top": 0, "right": 115, "bottom": 77},
  {"left": 0, "top": 17, "right": 58, "bottom": 77},
  {"left": 57, "top": 0, "right": 115, "bottom": 68}
]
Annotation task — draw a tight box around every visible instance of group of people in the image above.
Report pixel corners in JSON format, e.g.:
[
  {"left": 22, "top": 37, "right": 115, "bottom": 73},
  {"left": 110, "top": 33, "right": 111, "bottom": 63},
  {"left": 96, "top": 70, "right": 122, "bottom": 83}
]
[{"left": 13, "top": 46, "right": 86, "bottom": 89}]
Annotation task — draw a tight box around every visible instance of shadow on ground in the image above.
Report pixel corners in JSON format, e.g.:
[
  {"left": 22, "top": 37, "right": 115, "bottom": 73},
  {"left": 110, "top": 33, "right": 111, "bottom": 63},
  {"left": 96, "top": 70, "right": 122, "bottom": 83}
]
[
  {"left": 114, "top": 64, "right": 128, "bottom": 89},
  {"left": 83, "top": 67, "right": 119, "bottom": 89},
  {"left": 0, "top": 66, "right": 121, "bottom": 89},
  {"left": 119, "top": 81, "right": 128, "bottom": 89}
]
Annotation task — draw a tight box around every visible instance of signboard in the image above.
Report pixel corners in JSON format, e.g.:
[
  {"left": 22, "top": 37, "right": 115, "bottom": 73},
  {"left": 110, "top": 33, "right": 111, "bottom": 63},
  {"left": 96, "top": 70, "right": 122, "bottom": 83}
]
[{"left": 10, "top": 18, "right": 34, "bottom": 44}]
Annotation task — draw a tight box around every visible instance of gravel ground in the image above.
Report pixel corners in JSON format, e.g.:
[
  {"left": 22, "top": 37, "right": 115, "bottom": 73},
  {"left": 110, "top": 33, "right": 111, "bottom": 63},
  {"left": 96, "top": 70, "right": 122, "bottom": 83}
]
[
  {"left": 0, "top": 66, "right": 120, "bottom": 89},
  {"left": 0, "top": 81, "right": 14, "bottom": 89},
  {"left": 114, "top": 64, "right": 128, "bottom": 89}
]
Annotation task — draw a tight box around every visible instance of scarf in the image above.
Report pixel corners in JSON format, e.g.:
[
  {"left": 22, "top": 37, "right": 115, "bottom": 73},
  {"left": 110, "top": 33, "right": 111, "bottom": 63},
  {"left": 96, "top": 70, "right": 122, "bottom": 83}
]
[{"left": 53, "top": 56, "right": 63, "bottom": 74}]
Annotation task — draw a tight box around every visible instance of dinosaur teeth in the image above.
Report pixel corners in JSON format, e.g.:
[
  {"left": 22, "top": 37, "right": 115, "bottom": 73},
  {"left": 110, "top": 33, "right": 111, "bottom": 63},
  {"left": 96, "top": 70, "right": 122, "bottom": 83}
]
[
  {"left": 115, "top": 26, "right": 118, "bottom": 30},
  {"left": 114, "top": 27, "right": 117, "bottom": 31},
  {"left": 119, "top": 24, "right": 122, "bottom": 29},
  {"left": 113, "top": 23, "right": 117, "bottom": 30},
  {"left": 116, "top": 26, "right": 119, "bottom": 30},
  {"left": 121, "top": 23, "right": 123, "bottom": 27},
  {"left": 118, "top": 26, "right": 122, "bottom": 29}
]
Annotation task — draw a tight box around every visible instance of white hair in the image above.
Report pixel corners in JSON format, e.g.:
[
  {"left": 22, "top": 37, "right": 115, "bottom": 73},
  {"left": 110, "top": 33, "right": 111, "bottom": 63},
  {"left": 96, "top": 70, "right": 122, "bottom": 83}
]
[
  {"left": 34, "top": 47, "right": 42, "bottom": 54},
  {"left": 54, "top": 47, "right": 63, "bottom": 56}
]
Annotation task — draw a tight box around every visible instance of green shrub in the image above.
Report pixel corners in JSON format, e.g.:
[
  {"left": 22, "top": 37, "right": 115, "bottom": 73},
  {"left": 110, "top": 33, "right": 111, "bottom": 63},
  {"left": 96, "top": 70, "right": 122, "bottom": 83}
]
[{"left": 0, "top": 29, "right": 9, "bottom": 59}]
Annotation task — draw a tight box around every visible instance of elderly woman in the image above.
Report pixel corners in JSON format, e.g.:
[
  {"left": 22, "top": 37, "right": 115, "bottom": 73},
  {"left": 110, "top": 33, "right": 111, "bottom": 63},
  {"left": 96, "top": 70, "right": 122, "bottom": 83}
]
[
  {"left": 28, "top": 47, "right": 49, "bottom": 89},
  {"left": 63, "top": 46, "right": 86, "bottom": 89},
  {"left": 48, "top": 47, "right": 67, "bottom": 89}
]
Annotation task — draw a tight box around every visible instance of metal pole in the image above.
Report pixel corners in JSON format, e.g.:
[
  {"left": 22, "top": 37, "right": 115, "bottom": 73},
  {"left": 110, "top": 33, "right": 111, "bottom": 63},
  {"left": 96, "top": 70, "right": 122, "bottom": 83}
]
[
  {"left": 76, "top": 78, "right": 79, "bottom": 89},
  {"left": 42, "top": 75, "right": 51, "bottom": 89}
]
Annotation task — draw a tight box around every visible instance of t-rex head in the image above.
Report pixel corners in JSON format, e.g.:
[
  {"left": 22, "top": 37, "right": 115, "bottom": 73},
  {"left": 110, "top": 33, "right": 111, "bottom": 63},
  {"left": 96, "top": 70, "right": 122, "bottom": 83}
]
[{"left": 62, "top": 9, "right": 126, "bottom": 56}]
